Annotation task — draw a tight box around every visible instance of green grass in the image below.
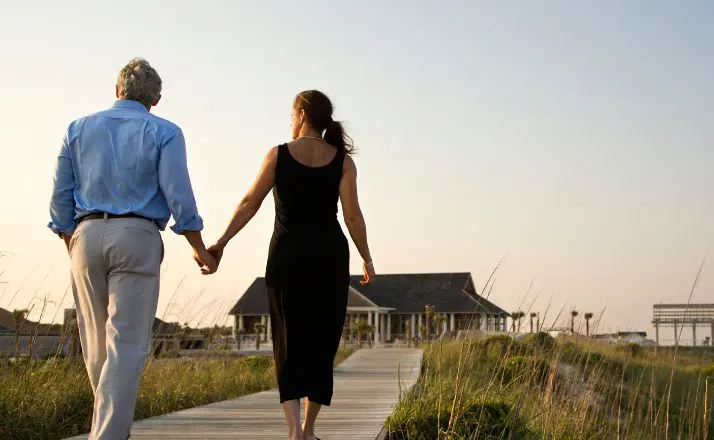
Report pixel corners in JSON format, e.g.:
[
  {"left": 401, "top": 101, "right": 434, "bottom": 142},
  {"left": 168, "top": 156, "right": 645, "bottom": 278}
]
[
  {"left": 386, "top": 335, "right": 713, "bottom": 440},
  {"left": 0, "top": 348, "right": 354, "bottom": 440}
]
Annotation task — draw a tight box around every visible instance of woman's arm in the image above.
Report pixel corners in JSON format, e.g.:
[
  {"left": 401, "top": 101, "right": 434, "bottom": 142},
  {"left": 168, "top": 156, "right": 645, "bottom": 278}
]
[
  {"left": 340, "top": 156, "right": 375, "bottom": 283},
  {"left": 213, "top": 147, "right": 278, "bottom": 251}
]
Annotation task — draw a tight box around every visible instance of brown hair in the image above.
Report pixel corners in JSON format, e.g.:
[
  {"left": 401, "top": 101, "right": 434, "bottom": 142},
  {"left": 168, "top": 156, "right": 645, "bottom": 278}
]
[{"left": 294, "top": 90, "right": 354, "bottom": 155}]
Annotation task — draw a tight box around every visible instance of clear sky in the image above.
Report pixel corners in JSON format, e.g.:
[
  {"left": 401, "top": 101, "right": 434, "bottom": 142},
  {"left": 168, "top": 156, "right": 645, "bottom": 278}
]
[{"left": 0, "top": 1, "right": 712, "bottom": 342}]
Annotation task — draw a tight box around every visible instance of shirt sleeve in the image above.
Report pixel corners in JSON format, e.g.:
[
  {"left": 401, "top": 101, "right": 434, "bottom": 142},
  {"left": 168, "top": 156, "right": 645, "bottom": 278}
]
[
  {"left": 47, "top": 131, "right": 77, "bottom": 236},
  {"left": 158, "top": 127, "right": 204, "bottom": 234}
]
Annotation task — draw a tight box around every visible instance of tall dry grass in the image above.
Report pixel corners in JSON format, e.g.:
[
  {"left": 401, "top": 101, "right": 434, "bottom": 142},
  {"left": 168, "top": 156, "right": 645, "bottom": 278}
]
[
  {"left": 386, "top": 334, "right": 714, "bottom": 439},
  {"left": 0, "top": 345, "right": 353, "bottom": 440}
]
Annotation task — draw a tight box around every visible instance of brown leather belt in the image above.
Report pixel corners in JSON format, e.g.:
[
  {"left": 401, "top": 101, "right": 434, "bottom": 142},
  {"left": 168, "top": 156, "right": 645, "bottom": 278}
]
[{"left": 78, "top": 212, "right": 153, "bottom": 224}]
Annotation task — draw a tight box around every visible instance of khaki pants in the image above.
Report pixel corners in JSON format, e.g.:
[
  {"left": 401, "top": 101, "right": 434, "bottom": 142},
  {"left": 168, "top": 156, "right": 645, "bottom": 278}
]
[{"left": 69, "top": 216, "right": 163, "bottom": 440}]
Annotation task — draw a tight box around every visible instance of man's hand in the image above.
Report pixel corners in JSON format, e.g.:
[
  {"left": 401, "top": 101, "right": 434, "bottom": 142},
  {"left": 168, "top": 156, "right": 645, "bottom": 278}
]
[
  {"left": 193, "top": 247, "right": 218, "bottom": 275},
  {"left": 206, "top": 243, "right": 225, "bottom": 269}
]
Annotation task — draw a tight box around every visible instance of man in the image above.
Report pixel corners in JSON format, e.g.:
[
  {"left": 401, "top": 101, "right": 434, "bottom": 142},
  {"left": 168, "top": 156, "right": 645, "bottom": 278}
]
[{"left": 48, "top": 57, "right": 216, "bottom": 440}]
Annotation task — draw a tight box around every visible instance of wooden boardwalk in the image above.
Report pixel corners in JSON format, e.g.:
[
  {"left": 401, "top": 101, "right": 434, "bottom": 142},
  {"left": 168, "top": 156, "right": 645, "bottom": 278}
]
[{"left": 68, "top": 348, "right": 422, "bottom": 440}]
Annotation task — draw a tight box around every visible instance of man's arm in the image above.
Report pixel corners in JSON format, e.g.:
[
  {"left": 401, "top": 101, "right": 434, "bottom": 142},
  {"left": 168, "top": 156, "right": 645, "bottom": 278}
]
[
  {"left": 48, "top": 131, "right": 77, "bottom": 250},
  {"left": 158, "top": 127, "right": 216, "bottom": 273}
]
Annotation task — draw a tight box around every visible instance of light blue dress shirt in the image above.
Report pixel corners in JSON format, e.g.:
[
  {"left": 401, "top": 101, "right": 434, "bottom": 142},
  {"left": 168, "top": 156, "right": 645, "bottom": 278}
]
[{"left": 48, "top": 100, "right": 204, "bottom": 235}]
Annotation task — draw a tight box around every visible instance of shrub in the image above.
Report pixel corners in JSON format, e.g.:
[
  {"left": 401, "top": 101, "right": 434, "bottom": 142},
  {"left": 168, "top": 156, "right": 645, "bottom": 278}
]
[
  {"left": 481, "top": 334, "right": 523, "bottom": 359},
  {"left": 242, "top": 355, "right": 272, "bottom": 371},
  {"left": 522, "top": 331, "right": 556, "bottom": 354}
]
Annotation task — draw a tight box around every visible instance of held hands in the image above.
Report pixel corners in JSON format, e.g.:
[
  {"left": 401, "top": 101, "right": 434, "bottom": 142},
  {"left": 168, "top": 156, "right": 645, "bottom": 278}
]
[
  {"left": 195, "top": 242, "right": 225, "bottom": 275},
  {"left": 206, "top": 243, "right": 224, "bottom": 267},
  {"left": 193, "top": 247, "right": 218, "bottom": 275}
]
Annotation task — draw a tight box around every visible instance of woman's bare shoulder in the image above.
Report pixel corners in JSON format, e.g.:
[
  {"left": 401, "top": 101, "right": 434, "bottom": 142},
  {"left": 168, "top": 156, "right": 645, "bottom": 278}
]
[{"left": 342, "top": 154, "right": 356, "bottom": 172}]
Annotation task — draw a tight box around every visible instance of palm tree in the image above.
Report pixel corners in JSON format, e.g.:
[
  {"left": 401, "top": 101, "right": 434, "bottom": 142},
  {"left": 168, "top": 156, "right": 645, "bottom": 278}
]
[
  {"left": 424, "top": 305, "right": 436, "bottom": 341},
  {"left": 433, "top": 313, "right": 446, "bottom": 337},
  {"left": 253, "top": 322, "right": 265, "bottom": 350},
  {"left": 584, "top": 312, "right": 594, "bottom": 337},
  {"left": 354, "top": 318, "right": 374, "bottom": 348},
  {"left": 341, "top": 324, "right": 349, "bottom": 350},
  {"left": 529, "top": 312, "right": 537, "bottom": 333},
  {"left": 516, "top": 311, "right": 525, "bottom": 332},
  {"left": 510, "top": 312, "right": 519, "bottom": 332},
  {"left": 570, "top": 310, "right": 579, "bottom": 334},
  {"left": 12, "top": 308, "right": 28, "bottom": 358}
]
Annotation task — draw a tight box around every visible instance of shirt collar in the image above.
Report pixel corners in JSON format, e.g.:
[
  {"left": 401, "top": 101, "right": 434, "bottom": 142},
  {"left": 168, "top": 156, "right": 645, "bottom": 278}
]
[{"left": 112, "top": 99, "right": 149, "bottom": 111}]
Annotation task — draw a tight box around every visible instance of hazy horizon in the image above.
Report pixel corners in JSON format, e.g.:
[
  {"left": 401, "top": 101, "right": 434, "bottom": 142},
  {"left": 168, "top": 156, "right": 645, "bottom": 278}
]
[{"left": 1, "top": 1, "right": 712, "bottom": 343}]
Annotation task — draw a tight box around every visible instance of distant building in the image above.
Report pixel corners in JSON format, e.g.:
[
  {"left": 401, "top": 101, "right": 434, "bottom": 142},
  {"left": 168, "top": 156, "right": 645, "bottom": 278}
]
[
  {"left": 228, "top": 272, "right": 509, "bottom": 344},
  {"left": 592, "top": 331, "right": 650, "bottom": 346},
  {"left": 63, "top": 308, "right": 205, "bottom": 356},
  {"left": 617, "top": 331, "right": 647, "bottom": 344}
]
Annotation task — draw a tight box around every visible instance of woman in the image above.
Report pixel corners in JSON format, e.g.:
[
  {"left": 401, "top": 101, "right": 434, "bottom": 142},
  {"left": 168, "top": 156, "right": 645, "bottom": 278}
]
[{"left": 208, "top": 90, "right": 376, "bottom": 440}]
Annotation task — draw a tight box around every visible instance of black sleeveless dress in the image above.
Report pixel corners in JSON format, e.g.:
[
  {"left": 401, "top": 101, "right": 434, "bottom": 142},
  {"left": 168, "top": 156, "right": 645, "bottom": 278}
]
[{"left": 265, "top": 143, "right": 350, "bottom": 406}]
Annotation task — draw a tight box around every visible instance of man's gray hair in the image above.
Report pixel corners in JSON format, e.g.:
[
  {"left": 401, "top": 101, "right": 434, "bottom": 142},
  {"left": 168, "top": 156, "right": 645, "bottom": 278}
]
[{"left": 116, "top": 58, "right": 162, "bottom": 107}]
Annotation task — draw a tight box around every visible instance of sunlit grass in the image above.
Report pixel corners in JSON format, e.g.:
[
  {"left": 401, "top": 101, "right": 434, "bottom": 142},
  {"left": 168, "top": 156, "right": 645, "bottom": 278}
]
[
  {"left": 386, "top": 334, "right": 714, "bottom": 439},
  {"left": 0, "top": 348, "right": 354, "bottom": 440}
]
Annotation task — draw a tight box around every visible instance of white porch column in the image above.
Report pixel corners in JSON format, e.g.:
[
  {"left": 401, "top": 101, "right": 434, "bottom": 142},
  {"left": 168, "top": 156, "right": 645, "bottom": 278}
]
[
  {"left": 261, "top": 315, "right": 267, "bottom": 341},
  {"left": 267, "top": 316, "right": 272, "bottom": 340},
  {"left": 418, "top": 314, "right": 423, "bottom": 337},
  {"left": 233, "top": 315, "right": 241, "bottom": 349},
  {"left": 480, "top": 313, "right": 487, "bottom": 331},
  {"left": 368, "top": 311, "right": 373, "bottom": 326},
  {"left": 411, "top": 313, "right": 416, "bottom": 338},
  {"left": 374, "top": 311, "right": 380, "bottom": 343},
  {"left": 450, "top": 313, "right": 456, "bottom": 332},
  {"left": 692, "top": 324, "right": 697, "bottom": 346},
  {"left": 442, "top": 318, "right": 447, "bottom": 334},
  {"left": 387, "top": 314, "right": 392, "bottom": 341}
]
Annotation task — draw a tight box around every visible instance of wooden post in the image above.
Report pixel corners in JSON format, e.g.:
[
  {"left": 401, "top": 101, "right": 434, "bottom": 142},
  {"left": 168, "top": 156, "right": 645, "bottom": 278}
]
[{"left": 654, "top": 323, "right": 660, "bottom": 348}]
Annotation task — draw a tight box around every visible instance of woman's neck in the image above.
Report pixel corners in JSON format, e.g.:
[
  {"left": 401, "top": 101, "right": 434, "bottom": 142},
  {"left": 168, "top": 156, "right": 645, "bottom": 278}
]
[{"left": 298, "top": 126, "right": 322, "bottom": 138}]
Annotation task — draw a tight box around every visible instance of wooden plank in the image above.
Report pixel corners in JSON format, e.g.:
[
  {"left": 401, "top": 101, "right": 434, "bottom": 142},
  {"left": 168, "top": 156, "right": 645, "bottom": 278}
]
[{"left": 67, "top": 348, "right": 422, "bottom": 440}]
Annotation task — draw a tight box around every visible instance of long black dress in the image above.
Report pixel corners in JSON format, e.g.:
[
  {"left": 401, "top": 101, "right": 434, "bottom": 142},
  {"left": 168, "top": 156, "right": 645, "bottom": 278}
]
[{"left": 265, "top": 143, "right": 350, "bottom": 406}]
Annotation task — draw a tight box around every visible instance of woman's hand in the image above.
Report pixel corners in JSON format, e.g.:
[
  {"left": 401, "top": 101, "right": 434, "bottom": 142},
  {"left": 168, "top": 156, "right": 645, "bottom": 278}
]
[{"left": 361, "top": 261, "right": 376, "bottom": 286}]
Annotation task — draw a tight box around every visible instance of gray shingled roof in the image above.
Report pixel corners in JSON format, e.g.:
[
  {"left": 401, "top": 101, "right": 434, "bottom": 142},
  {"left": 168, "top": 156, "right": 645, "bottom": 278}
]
[
  {"left": 347, "top": 287, "right": 378, "bottom": 308},
  {"left": 229, "top": 273, "right": 508, "bottom": 316},
  {"left": 229, "top": 278, "right": 269, "bottom": 315},
  {"left": 349, "top": 272, "right": 507, "bottom": 315}
]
